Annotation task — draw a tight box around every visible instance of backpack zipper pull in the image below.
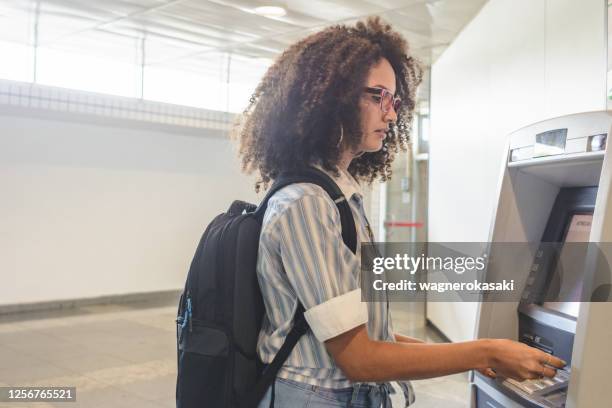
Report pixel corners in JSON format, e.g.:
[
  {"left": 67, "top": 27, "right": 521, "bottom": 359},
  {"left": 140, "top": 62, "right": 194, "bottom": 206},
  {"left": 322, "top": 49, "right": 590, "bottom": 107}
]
[
  {"left": 186, "top": 297, "right": 193, "bottom": 333},
  {"left": 181, "top": 297, "right": 193, "bottom": 332}
]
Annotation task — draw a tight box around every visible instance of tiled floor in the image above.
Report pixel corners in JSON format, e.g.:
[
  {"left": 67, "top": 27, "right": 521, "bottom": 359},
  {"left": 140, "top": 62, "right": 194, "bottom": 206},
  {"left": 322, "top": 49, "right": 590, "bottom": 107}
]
[
  {"left": 0, "top": 299, "right": 469, "bottom": 407},
  {"left": 388, "top": 303, "right": 470, "bottom": 408}
]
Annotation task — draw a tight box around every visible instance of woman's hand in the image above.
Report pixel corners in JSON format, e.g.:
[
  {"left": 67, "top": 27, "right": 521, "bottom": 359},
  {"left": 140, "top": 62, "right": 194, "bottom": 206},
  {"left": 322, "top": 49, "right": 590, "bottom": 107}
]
[
  {"left": 477, "top": 367, "right": 497, "bottom": 379},
  {"left": 486, "top": 339, "right": 566, "bottom": 381}
]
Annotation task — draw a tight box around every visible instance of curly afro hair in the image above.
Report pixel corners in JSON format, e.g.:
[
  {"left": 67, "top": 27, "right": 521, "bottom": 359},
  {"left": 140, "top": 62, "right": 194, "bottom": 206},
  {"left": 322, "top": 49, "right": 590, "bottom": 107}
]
[{"left": 233, "top": 16, "right": 423, "bottom": 192}]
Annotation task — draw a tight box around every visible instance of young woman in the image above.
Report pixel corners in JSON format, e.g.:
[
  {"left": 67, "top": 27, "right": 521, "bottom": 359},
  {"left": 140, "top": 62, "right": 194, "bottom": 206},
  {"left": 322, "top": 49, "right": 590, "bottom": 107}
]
[{"left": 235, "top": 17, "right": 564, "bottom": 408}]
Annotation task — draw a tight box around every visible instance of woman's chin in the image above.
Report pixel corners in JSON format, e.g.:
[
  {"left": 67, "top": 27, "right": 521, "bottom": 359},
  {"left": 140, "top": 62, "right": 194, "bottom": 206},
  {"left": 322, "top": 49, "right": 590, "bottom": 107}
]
[{"left": 365, "top": 142, "right": 384, "bottom": 153}]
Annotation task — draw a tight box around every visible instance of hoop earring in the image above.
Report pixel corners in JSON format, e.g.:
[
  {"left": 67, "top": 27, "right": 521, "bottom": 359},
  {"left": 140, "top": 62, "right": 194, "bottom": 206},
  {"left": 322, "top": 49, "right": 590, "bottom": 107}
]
[{"left": 336, "top": 125, "right": 344, "bottom": 148}]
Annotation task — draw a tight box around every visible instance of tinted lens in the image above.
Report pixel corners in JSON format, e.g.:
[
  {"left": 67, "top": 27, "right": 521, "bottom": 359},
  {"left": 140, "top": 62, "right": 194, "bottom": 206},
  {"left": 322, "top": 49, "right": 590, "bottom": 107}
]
[
  {"left": 381, "top": 91, "right": 393, "bottom": 111},
  {"left": 381, "top": 90, "right": 401, "bottom": 112}
]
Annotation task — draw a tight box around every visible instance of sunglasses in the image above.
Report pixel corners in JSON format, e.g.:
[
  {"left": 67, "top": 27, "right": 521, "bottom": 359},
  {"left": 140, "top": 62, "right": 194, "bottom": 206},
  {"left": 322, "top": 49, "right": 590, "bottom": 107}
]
[{"left": 364, "top": 87, "right": 401, "bottom": 113}]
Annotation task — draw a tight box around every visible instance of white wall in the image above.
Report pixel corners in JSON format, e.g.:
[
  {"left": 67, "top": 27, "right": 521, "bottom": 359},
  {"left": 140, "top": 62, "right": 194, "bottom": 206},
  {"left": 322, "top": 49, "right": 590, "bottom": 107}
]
[
  {"left": 0, "top": 109, "right": 258, "bottom": 306},
  {"left": 428, "top": 0, "right": 606, "bottom": 342}
]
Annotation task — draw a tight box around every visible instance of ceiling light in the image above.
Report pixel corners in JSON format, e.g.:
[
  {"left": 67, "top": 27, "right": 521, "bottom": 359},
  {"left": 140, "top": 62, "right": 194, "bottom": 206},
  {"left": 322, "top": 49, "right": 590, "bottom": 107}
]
[{"left": 254, "top": 6, "right": 286, "bottom": 17}]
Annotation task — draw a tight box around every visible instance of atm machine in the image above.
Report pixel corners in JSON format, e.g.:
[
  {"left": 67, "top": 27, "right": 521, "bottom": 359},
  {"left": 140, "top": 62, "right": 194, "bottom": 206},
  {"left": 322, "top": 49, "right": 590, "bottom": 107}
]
[{"left": 471, "top": 111, "right": 612, "bottom": 408}]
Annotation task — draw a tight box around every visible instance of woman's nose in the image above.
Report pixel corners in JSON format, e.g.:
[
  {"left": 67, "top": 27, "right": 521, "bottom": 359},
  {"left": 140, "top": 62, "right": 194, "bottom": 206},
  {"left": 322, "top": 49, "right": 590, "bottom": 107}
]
[{"left": 384, "top": 107, "right": 398, "bottom": 123}]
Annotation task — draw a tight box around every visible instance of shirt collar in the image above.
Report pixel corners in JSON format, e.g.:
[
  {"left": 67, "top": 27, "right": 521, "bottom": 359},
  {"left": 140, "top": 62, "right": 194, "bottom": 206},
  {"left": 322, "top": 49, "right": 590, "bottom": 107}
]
[{"left": 313, "top": 164, "right": 363, "bottom": 201}]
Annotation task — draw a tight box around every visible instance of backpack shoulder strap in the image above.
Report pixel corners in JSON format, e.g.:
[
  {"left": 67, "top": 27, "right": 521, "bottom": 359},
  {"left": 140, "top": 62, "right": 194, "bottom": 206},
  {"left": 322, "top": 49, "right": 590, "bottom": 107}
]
[
  {"left": 254, "top": 167, "right": 357, "bottom": 254},
  {"left": 243, "top": 168, "right": 359, "bottom": 407},
  {"left": 242, "top": 303, "right": 308, "bottom": 407}
]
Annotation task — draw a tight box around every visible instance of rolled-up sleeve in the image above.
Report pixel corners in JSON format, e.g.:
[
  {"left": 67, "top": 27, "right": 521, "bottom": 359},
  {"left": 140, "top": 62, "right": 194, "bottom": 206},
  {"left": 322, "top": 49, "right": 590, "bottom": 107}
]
[{"left": 275, "top": 193, "right": 368, "bottom": 342}]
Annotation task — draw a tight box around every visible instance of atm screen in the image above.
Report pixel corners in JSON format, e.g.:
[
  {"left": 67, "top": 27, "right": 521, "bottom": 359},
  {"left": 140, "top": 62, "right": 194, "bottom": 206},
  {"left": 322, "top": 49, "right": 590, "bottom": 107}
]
[{"left": 541, "top": 213, "right": 593, "bottom": 318}]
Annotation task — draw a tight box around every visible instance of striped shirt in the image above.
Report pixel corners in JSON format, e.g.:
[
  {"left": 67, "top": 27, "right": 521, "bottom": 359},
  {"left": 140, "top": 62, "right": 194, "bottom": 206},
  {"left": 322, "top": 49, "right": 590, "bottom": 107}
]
[{"left": 256, "top": 168, "right": 414, "bottom": 404}]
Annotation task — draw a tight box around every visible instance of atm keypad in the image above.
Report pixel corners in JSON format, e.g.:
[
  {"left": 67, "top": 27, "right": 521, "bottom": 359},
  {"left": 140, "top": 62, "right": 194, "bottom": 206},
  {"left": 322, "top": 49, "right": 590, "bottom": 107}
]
[{"left": 503, "top": 369, "right": 569, "bottom": 395}]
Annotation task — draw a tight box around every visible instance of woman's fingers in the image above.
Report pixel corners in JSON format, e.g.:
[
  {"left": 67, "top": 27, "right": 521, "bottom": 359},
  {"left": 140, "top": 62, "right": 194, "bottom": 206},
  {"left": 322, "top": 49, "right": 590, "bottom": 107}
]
[
  {"left": 540, "top": 365, "right": 558, "bottom": 378},
  {"left": 533, "top": 352, "right": 566, "bottom": 378},
  {"left": 490, "top": 339, "right": 568, "bottom": 382},
  {"left": 477, "top": 368, "right": 497, "bottom": 378},
  {"left": 540, "top": 353, "right": 567, "bottom": 369}
]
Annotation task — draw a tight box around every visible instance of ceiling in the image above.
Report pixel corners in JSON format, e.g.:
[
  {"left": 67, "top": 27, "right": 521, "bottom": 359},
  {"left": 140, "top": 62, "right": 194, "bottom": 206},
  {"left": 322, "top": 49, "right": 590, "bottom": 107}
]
[{"left": 0, "top": 0, "right": 487, "bottom": 99}]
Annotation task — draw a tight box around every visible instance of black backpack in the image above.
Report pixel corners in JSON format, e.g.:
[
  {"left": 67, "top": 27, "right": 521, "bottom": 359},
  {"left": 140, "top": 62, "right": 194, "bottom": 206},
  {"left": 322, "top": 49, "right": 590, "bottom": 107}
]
[{"left": 176, "top": 167, "right": 358, "bottom": 408}]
